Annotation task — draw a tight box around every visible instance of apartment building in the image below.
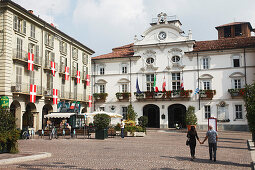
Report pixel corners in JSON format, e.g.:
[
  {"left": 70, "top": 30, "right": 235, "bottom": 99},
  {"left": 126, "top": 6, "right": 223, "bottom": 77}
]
[
  {"left": 92, "top": 13, "right": 255, "bottom": 131},
  {"left": 0, "top": 0, "right": 94, "bottom": 131}
]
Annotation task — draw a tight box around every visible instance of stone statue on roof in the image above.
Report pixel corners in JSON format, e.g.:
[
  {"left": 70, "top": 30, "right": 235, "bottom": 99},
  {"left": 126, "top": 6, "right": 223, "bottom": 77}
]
[{"left": 157, "top": 12, "right": 167, "bottom": 24}]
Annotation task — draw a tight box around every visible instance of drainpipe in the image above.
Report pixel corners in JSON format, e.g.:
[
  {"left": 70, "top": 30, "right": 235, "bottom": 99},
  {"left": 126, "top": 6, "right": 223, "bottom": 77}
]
[
  {"left": 197, "top": 53, "right": 200, "bottom": 110},
  {"left": 129, "top": 57, "right": 132, "bottom": 105},
  {"left": 93, "top": 61, "right": 96, "bottom": 111},
  {"left": 243, "top": 48, "right": 247, "bottom": 86},
  {"left": 70, "top": 42, "right": 72, "bottom": 99}
]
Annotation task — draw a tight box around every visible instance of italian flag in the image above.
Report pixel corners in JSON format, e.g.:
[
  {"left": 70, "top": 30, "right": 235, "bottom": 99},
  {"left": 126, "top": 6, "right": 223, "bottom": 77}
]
[
  {"left": 162, "top": 76, "right": 166, "bottom": 92},
  {"left": 70, "top": 101, "right": 76, "bottom": 109},
  {"left": 153, "top": 74, "right": 159, "bottom": 92}
]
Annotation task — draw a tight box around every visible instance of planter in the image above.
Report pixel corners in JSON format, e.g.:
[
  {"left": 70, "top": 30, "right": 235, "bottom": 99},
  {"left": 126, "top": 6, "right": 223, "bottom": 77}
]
[
  {"left": 124, "top": 131, "right": 134, "bottom": 137},
  {"left": 134, "top": 132, "right": 145, "bottom": 137},
  {"left": 187, "top": 125, "right": 196, "bottom": 131},
  {"left": 0, "top": 142, "right": 8, "bottom": 154},
  {"left": 95, "top": 129, "right": 108, "bottom": 140}
]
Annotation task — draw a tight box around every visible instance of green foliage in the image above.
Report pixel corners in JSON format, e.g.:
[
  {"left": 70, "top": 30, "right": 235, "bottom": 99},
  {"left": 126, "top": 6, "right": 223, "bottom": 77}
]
[
  {"left": 114, "top": 123, "right": 121, "bottom": 131},
  {"left": 126, "top": 105, "right": 137, "bottom": 121},
  {"left": 138, "top": 116, "right": 148, "bottom": 128},
  {"left": 185, "top": 106, "right": 197, "bottom": 125},
  {"left": 124, "top": 125, "right": 136, "bottom": 133},
  {"left": 93, "top": 114, "right": 111, "bottom": 130},
  {"left": 244, "top": 83, "right": 255, "bottom": 137},
  {"left": 0, "top": 107, "right": 20, "bottom": 153},
  {"left": 93, "top": 93, "right": 108, "bottom": 101}
]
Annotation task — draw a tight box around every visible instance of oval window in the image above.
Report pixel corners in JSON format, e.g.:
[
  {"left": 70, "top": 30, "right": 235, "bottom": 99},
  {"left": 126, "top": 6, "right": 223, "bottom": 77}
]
[
  {"left": 171, "top": 56, "right": 180, "bottom": 63},
  {"left": 146, "top": 58, "right": 154, "bottom": 64}
]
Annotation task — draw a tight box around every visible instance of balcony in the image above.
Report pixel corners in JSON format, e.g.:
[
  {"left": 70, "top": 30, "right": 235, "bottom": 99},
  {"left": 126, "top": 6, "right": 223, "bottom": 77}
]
[
  {"left": 199, "top": 90, "right": 216, "bottom": 100},
  {"left": 71, "top": 69, "right": 78, "bottom": 78},
  {"left": 81, "top": 72, "right": 87, "bottom": 81},
  {"left": 59, "top": 64, "right": 66, "bottom": 75},
  {"left": 116, "top": 92, "right": 131, "bottom": 101},
  {"left": 228, "top": 88, "right": 245, "bottom": 99},
  {"left": 43, "top": 59, "right": 58, "bottom": 72},
  {"left": 134, "top": 90, "right": 192, "bottom": 101},
  {"left": 12, "top": 49, "right": 42, "bottom": 67},
  {"left": 93, "top": 93, "right": 108, "bottom": 102},
  {"left": 11, "top": 83, "right": 42, "bottom": 96},
  {"left": 60, "top": 91, "right": 73, "bottom": 101}
]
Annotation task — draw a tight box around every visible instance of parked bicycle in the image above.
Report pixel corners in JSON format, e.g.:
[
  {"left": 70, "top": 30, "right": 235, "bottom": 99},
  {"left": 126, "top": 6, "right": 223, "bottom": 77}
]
[
  {"left": 49, "top": 126, "right": 58, "bottom": 140},
  {"left": 22, "top": 127, "right": 30, "bottom": 140}
]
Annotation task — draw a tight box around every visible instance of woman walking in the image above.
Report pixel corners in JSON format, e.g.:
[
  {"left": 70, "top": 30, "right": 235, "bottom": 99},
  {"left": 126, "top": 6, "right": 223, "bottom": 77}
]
[{"left": 187, "top": 126, "right": 201, "bottom": 161}]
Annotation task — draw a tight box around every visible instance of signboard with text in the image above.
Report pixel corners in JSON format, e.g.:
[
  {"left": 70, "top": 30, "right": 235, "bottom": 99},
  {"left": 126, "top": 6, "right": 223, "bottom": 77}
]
[{"left": 0, "top": 96, "right": 9, "bottom": 108}]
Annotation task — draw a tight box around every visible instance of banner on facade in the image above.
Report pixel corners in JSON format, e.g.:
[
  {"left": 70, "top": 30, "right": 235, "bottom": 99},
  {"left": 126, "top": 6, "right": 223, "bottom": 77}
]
[{"left": 0, "top": 96, "right": 9, "bottom": 108}]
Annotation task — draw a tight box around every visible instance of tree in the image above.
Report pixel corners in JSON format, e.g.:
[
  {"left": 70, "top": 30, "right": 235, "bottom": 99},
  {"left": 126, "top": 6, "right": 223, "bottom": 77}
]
[
  {"left": 93, "top": 114, "right": 111, "bottom": 130},
  {"left": 126, "top": 105, "right": 137, "bottom": 121},
  {"left": 185, "top": 106, "right": 197, "bottom": 125},
  {"left": 244, "top": 82, "right": 255, "bottom": 141},
  {"left": 138, "top": 116, "right": 148, "bottom": 128}
]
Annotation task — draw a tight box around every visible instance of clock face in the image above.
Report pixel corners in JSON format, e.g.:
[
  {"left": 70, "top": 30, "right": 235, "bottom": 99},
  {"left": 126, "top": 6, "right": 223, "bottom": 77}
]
[{"left": 158, "top": 31, "right": 166, "bottom": 40}]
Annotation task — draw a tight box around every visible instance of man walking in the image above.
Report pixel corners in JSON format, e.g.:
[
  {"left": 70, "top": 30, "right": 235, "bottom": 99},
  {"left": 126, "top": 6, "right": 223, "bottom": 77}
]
[
  {"left": 120, "top": 119, "right": 125, "bottom": 138},
  {"left": 201, "top": 125, "right": 218, "bottom": 162}
]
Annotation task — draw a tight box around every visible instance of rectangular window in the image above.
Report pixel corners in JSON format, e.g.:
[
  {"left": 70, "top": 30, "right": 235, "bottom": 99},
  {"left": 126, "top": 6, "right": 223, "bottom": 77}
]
[
  {"left": 235, "top": 25, "right": 242, "bottom": 36},
  {"left": 46, "top": 72, "right": 53, "bottom": 90},
  {"left": 16, "top": 38, "right": 23, "bottom": 58},
  {"left": 72, "top": 47, "right": 78, "bottom": 59},
  {"left": 29, "top": 71, "right": 35, "bottom": 85},
  {"left": 202, "top": 58, "right": 209, "bottom": 69},
  {"left": 13, "top": 15, "right": 26, "bottom": 34},
  {"left": 45, "top": 32, "right": 54, "bottom": 48},
  {"left": 146, "top": 74, "right": 154, "bottom": 91},
  {"left": 233, "top": 59, "right": 240, "bottom": 67},
  {"left": 122, "top": 107, "right": 128, "bottom": 119},
  {"left": 235, "top": 105, "right": 242, "bottom": 119},
  {"left": 30, "top": 24, "right": 35, "bottom": 38},
  {"left": 100, "top": 67, "right": 105, "bottom": 75},
  {"left": 60, "top": 56, "right": 66, "bottom": 73},
  {"left": 122, "top": 65, "right": 127, "bottom": 74},
  {"left": 60, "top": 41, "right": 67, "bottom": 54},
  {"left": 83, "top": 65, "right": 87, "bottom": 79},
  {"left": 74, "top": 81, "right": 77, "bottom": 99},
  {"left": 99, "top": 84, "right": 105, "bottom": 93},
  {"left": 234, "top": 79, "right": 241, "bottom": 89},
  {"left": 204, "top": 105, "right": 211, "bottom": 119},
  {"left": 99, "top": 107, "right": 105, "bottom": 111},
  {"left": 224, "top": 26, "right": 231, "bottom": 38},
  {"left": 203, "top": 81, "right": 211, "bottom": 90},
  {"left": 121, "top": 84, "right": 128, "bottom": 93},
  {"left": 61, "top": 78, "right": 65, "bottom": 98},
  {"left": 172, "top": 73, "right": 180, "bottom": 90},
  {"left": 16, "top": 66, "right": 22, "bottom": 91}
]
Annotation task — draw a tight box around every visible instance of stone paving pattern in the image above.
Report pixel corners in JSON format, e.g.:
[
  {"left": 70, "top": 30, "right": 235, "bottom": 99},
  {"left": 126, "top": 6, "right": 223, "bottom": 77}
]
[{"left": 0, "top": 130, "right": 252, "bottom": 169}]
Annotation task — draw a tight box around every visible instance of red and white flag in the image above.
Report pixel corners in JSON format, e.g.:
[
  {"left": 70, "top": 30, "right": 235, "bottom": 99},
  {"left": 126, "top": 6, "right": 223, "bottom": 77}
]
[
  {"left": 51, "top": 61, "right": 56, "bottom": 76},
  {"left": 70, "top": 102, "right": 76, "bottom": 109},
  {"left": 86, "top": 74, "right": 90, "bottom": 86},
  {"left": 30, "top": 84, "right": 36, "bottom": 103},
  {"left": 180, "top": 74, "right": 184, "bottom": 90},
  {"left": 53, "top": 89, "right": 58, "bottom": 105},
  {"left": 162, "top": 76, "right": 166, "bottom": 92},
  {"left": 76, "top": 71, "right": 80, "bottom": 84},
  {"left": 28, "top": 53, "right": 34, "bottom": 71},
  {"left": 65, "top": 66, "right": 69, "bottom": 80},
  {"left": 89, "top": 95, "right": 92, "bottom": 107}
]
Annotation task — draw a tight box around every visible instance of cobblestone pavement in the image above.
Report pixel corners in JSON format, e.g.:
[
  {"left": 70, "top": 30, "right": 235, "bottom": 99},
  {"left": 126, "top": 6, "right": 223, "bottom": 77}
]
[{"left": 0, "top": 130, "right": 252, "bottom": 170}]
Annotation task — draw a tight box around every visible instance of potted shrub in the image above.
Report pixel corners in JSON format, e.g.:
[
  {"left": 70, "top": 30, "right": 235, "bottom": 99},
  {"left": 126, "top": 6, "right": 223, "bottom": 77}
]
[
  {"left": 93, "top": 114, "right": 111, "bottom": 140},
  {"left": 185, "top": 106, "right": 197, "bottom": 131},
  {"left": 134, "top": 126, "right": 146, "bottom": 137},
  {"left": 138, "top": 116, "right": 148, "bottom": 133},
  {"left": 114, "top": 123, "right": 121, "bottom": 135}
]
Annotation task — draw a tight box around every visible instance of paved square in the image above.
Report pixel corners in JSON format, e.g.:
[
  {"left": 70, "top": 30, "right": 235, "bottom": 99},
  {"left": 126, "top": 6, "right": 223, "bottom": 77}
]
[{"left": 0, "top": 130, "right": 252, "bottom": 169}]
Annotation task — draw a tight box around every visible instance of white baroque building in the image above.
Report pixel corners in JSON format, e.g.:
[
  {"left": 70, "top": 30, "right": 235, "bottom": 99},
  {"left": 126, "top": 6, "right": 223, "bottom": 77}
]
[
  {"left": 0, "top": 0, "right": 94, "bottom": 131},
  {"left": 92, "top": 13, "right": 255, "bottom": 131}
]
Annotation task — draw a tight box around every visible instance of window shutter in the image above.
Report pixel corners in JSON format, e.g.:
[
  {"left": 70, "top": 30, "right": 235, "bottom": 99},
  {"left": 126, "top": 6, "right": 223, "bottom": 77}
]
[
  {"left": 35, "top": 45, "right": 39, "bottom": 59},
  {"left": 65, "top": 57, "right": 67, "bottom": 67},
  {"left": 59, "top": 41, "right": 62, "bottom": 52},
  {"left": 45, "top": 32, "right": 48, "bottom": 45},
  {"left": 13, "top": 15, "right": 17, "bottom": 30},
  {"left": 64, "top": 43, "right": 67, "bottom": 53},
  {"left": 50, "top": 52, "right": 55, "bottom": 62},
  {"left": 51, "top": 35, "right": 54, "bottom": 47},
  {"left": 23, "top": 20, "right": 26, "bottom": 34},
  {"left": 20, "top": 38, "right": 23, "bottom": 51}
]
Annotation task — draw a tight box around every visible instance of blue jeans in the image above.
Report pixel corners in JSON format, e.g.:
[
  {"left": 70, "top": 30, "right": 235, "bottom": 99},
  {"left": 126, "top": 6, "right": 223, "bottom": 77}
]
[{"left": 121, "top": 128, "right": 124, "bottom": 138}]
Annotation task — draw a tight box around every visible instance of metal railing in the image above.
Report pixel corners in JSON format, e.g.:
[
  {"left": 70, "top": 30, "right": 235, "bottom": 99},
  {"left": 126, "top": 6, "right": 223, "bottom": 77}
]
[
  {"left": 44, "top": 59, "right": 58, "bottom": 71},
  {"left": 11, "top": 83, "right": 42, "bottom": 95},
  {"left": 12, "top": 49, "right": 42, "bottom": 66}
]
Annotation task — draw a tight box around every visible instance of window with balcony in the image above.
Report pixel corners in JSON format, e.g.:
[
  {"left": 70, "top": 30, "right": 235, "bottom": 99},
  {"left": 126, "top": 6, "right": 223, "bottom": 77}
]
[
  {"left": 46, "top": 72, "right": 53, "bottom": 91},
  {"left": 72, "top": 47, "right": 78, "bottom": 60},
  {"left": 28, "top": 43, "right": 39, "bottom": 64},
  {"left": 83, "top": 65, "right": 88, "bottom": 80},
  {"left": 202, "top": 57, "right": 210, "bottom": 69},
  {"left": 121, "top": 84, "right": 128, "bottom": 93},
  {"left": 16, "top": 66, "right": 22, "bottom": 91},
  {"left": 122, "top": 107, "right": 128, "bottom": 119},
  {"left": 13, "top": 15, "right": 26, "bottom": 34},
  {"left": 60, "top": 56, "right": 67, "bottom": 73},
  {"left": 99, "top": 84, "right": 105, "bottom": 93},
  {"left": 61, "top": 78, "right": 65, "bottom": 98},
  {"left": 30, "top": 24, "right": 35, "bottom": 39},
  {"left": 172, "top": 73, "right": 180, "bottom": 90},
  {"left": 234, "top": 79, "right": 242, "bottom": 89},
  {"left": 59, "top": 41, "right": 67, "bottom": 54},
  {"left": 203, "top": 81, "right": 211, "bottom": 90},
  {"left": 45, "top": 32, "right": 54, "bottom": 48},
  {"left": 82, "top": 52, "right": 88, "bottom": 65},
  {"left": 235, "top": 105, "right": 243, "bottom": 119},
  {"left": 146, "top": 74, "right": 154, "bottom": 91},
  {"left": 29, "top": 71, "right": 35, "bottom": 85},
  {"left": 204, "top": 105, "right": 211, "bottom": 119},
  {"left": 16, "top": 37, "right": 23, "bottom": 58},
  {"left": 74, "top": 81, "right": 77, "bottom": 99}
]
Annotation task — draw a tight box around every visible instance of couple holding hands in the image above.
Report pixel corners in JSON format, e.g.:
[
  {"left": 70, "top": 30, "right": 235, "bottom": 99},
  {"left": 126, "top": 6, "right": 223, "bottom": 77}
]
[{"left": 187, "top": 125, "right": 218, "bottom": 161}]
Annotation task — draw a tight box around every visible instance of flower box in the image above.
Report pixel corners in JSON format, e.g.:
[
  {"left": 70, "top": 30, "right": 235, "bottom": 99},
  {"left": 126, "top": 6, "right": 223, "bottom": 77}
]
[
  {"left": 228, "top": 88, "right": 245, "bottom": 99},
  {"left": 199, "top": 90, "right": 216, "bottom": 100},
  {"left": 93, "top": 93, "right": 108, "bottom": 102},
  {"left": 134, "top": 132, "right": 146, "bottom": 137},
  {"left": 116, "top": 92, "right": 131, "bottom": 101}
]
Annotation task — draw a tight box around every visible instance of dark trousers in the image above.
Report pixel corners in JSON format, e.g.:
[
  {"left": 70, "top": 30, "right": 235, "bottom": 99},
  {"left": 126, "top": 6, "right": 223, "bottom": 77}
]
[
  {"left": 209, "top": 143, "right": 217, "bottom": 160},
  {"left": 189, "top": 143, "right": 196, "bottom": 157},
  {"left": 121, "top": 128, "right": 124, "bottom": 138}
]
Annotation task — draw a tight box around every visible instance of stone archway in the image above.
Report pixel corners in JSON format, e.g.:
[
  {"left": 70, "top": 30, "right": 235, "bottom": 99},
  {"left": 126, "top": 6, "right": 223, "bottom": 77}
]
[
  {"left": 42, "top": 104, "right": 53, "bottom": 129},
  {"left": 143, "top": 104, "right": 160, "bottom": 128},
  {"left": 168, "top": 104, "right": 186, "bottom": 128},
  {"left": 10, "top": 100, "right": 21, "bottom": 129},
  {"left": 81, "top": 107, "right": 87, "bottom": 113},
  {"left": 22, "top": 103, "right": 36, "bottom": 129}
]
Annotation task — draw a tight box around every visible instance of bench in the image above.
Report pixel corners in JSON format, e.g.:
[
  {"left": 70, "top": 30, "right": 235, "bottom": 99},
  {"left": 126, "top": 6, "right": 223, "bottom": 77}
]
[{"left": 74, "top": 129, "right": 91, "bottom": 139}]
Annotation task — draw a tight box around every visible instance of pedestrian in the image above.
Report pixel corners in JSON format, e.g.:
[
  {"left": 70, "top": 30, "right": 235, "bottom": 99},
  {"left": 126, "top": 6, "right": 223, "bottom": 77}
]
[
  {"left": 120, "top": 119, "right": 125, "bottom": 138},
  {"left": 187, "top": 125, "right": 201, "bottom": 161},
  {"left": 201, "top": 125, "right": 218, "bottom": 162}
]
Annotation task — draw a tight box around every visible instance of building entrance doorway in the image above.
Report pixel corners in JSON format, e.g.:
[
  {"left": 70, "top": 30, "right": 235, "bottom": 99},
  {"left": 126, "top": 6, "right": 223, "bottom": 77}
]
[
  {"left": 22, "top": 103, "right": 36, "bottom": 129},
  {"left": 143, "top": 104, "right": 160, "bottom": 128},
  {"left": 168, "top": 104, "right": 186, "bottom": 128},
  {"left": 42, "top": 104, "right": 53, "bottom": 129}
]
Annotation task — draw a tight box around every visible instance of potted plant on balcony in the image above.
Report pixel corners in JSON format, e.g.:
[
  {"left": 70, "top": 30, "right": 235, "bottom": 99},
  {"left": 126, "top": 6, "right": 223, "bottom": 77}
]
[
  {"left": 185, "top": 106, "right": 197, "bottom": 131},
  {"left": 93, "top": 93, "right": 108, "bottom": 102},
  {"left": 93, "top": 114, "right": 111, "bottom": 140},
  {"left": 116, "top": 92, "right": 131, "bottom": 101}
]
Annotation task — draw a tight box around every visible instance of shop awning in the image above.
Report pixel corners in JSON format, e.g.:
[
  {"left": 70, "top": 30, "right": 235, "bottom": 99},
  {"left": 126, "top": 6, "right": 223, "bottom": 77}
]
[{"left": 44, "top": 113, "right": 75, "bottom": 118}]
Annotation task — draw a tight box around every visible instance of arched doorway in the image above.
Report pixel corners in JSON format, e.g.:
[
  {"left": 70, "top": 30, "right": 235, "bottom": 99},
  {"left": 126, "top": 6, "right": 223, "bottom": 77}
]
[
  {"left": 23, "top": 103, "right": 36, "bottom": 129},
  {"left": 143, "top": 104, "right": 160, "bottom": 128},
  {"left": 10, "top": 100, "right": 21, "bottom": 129},
  {"left": 168, "top": 104, "right": 186, "bottom": 128},
  {"left": 42, "top": 104, "right": 53, "bottom": 129}
]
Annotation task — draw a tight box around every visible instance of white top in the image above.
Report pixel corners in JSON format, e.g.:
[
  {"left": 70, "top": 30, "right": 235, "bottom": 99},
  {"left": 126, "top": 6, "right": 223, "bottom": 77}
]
[{"left": 121, "top": 121, "right": 125, "bottom": 128}]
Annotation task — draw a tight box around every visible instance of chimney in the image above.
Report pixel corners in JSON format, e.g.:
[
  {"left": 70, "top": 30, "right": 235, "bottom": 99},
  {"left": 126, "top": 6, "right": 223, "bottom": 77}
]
[{"left": 28, "top": 10, "right": 33, "bottom": 14}]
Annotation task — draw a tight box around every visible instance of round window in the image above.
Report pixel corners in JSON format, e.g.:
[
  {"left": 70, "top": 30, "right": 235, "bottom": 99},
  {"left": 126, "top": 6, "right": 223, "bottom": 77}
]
[
  {"left": 146, "top": 58, "right": 154, "bottom": 64},
  {"left": 171, "top": 56, "right": 180, "bottom": 63}
]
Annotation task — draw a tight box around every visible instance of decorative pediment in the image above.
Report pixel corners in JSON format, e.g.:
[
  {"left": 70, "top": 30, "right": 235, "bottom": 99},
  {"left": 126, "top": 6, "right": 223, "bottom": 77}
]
[
  {"left": 229, "top": 72, "right": 245, "bottom": 78},
  {"left": 118, "top": 78, "right": 130, "bottom": 83},
  {"left": 200, "top": 74, "right": 213, "bottom": 79},
  {"left": 96, "top": 79, "right": 107, "bottom": 84},
  {"left": 143, "top": 50, "right": 156, "bottom": 56}
]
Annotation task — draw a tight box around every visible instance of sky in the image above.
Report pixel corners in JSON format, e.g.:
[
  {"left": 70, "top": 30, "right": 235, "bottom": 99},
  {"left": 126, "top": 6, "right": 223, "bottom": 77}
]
[{"left": 13, "top": 0, "right": 255, "bottom": 56}]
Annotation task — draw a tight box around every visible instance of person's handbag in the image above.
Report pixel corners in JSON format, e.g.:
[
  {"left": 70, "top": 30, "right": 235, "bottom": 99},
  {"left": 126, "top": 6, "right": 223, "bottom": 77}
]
[{"left": 186, "top": 138, "right": 190, "bottom": 146}]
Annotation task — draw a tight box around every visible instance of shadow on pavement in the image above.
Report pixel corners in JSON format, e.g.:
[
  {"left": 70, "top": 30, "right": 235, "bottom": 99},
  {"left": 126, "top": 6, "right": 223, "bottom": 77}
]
[
  {"left": 160, "top": 156, "right": 251, "bottom": 168},
  {"left": 219, "top": 137, "right": 245, "bottom": 141},
  {"left": 200, "top": 145, "right": 247, "bottom": 150}
]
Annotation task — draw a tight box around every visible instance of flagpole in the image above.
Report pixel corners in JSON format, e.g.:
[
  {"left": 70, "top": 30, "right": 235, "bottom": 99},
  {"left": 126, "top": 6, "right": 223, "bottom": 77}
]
[{"left": 197, "top": 53, "right": 200, "bottom": 110}]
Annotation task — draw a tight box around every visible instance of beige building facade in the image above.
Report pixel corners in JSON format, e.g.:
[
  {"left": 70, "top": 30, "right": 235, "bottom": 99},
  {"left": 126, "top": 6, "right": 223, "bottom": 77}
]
[{"left": 0, "top": 0, "right": 94, "bottom": 131}]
